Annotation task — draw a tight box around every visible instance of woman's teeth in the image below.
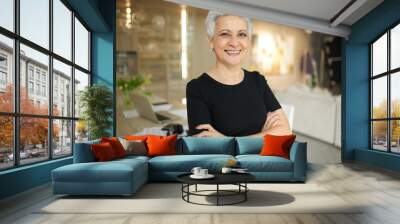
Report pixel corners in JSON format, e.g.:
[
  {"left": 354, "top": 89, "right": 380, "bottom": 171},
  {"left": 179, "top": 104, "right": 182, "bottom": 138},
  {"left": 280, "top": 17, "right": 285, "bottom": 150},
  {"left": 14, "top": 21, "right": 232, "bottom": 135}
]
[{"left": 225, "top": 50, "right": 241, "bottom": 56}]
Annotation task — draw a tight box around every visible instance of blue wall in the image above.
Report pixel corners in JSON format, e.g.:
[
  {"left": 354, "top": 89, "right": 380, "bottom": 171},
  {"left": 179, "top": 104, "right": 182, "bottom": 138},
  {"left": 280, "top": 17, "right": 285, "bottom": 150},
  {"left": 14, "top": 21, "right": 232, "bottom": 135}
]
[
  {"left": 91, "top": 0, "right": 116, "bottom": 136},
  {"left": 344, "top": 0, "right": 400, "bottom": 171},
  {"left": 0, "top": 0, "right": 116, "bottom": 200},
  {"left": 0, "top": 158, "right": 72, "bottom": 199}
]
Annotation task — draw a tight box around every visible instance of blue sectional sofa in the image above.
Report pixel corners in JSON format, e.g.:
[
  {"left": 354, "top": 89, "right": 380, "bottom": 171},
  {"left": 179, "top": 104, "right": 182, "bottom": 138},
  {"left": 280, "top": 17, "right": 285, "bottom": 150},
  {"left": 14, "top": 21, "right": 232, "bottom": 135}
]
[{"left": 52, "top": 137, "right": 307, "bottom": 196}]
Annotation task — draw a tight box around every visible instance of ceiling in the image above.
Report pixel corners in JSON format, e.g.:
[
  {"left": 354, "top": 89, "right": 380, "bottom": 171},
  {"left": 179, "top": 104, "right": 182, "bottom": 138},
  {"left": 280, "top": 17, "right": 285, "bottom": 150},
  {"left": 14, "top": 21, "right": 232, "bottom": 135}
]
[
  {"left": 225, "top": 0, "right": 353, "bottom": 23},
  {"left": 223, "top": 0, "right": 383, "bottom": 25},
  {"left": 166, "top": 0, "right": 384, "bottom": 38}
]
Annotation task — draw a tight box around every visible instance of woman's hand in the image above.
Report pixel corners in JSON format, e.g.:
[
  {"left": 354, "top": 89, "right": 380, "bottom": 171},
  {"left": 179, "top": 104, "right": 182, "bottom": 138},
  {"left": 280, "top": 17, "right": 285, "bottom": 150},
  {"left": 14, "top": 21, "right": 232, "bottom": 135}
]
[
  {"left": 261, "top": 109, "right": 292, "bottom": 135},
  {"left": 263, "top": 111, "right": 281, "bottom": 130},
  {"left": 193, "top": 124, "right": 225, "bottom": 137}
]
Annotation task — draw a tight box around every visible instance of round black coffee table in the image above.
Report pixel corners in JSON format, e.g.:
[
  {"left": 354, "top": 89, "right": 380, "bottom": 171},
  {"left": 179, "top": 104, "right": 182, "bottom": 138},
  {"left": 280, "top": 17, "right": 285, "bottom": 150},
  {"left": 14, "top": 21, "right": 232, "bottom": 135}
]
[{"left": 177, "top": 173, "right": 255, "bottom": 206}]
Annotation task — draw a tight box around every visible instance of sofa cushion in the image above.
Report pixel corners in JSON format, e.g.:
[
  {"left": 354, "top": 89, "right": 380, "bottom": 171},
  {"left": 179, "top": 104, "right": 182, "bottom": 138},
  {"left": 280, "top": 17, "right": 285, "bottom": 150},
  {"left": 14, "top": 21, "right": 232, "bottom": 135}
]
[
  {"left": 52, "top": 158, "right": 147, "bottom": 183},
  {"left": 148, "top": 154, "right": 235, "bottom": 172},
  {"left": 236, "top": 155, "right": 293, "bottom": 172},
  {"left": 235, "top": 137, "right": 263, "bottom": 155},
  {"left": 114, "top": 155, "right": 150, "bottom": 163},
  {"left": 177, "top": 137, "right": 235, "bottom": 155}
]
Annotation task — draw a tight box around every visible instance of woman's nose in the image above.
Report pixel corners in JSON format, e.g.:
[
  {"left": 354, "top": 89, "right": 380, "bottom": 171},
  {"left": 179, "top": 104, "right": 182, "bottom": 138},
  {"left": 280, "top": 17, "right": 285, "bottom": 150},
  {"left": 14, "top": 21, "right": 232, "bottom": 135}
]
[{"left": 228, "top": 37, "right": 240, "bottom": 47}]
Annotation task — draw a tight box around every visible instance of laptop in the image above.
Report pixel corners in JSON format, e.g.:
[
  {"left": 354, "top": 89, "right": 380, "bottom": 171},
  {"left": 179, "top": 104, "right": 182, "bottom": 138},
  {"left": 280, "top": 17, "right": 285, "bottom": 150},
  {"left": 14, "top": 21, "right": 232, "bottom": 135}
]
[{"left": 131, "top": 93, "right": 178, "bottom": 124}]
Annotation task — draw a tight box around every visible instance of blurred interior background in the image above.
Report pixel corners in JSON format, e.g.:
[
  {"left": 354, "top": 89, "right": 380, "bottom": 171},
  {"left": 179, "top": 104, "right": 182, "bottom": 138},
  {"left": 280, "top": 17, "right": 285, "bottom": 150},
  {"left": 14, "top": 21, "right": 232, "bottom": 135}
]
[{"left": 116, "top": 0, "right": 342, "bottom": 147}]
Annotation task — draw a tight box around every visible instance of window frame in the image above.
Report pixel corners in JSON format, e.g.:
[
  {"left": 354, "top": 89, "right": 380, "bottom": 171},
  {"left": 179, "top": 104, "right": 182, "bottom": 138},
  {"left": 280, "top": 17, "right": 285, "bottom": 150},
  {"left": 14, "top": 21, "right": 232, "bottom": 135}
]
[
  {"left": 0, "top": 0, "right": 92, "bottom": 171},
  {"left": 370, "top": 20, "right": 400, "bottom": 154}
]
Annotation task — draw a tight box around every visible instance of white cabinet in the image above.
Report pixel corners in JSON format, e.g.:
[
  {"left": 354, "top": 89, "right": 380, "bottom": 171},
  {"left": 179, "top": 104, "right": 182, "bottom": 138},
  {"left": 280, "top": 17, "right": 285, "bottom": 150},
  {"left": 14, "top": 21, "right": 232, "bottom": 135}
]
[{"left": 275, "top": 86, "right": 341, "bottom": 146}]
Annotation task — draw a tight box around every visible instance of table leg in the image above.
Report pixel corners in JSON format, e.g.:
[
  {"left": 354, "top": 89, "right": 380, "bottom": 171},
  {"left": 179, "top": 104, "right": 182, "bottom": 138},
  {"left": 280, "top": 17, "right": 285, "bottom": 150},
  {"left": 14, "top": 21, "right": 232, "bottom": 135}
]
[
  {"left": 245, "top": 183, "right": 247, "bottom": 201},
  {"left": 187, "top": 184, "right": 190, "bottom": 202},
  {"left": 217, "top": 184, "right": 219, "bottom": 206}
]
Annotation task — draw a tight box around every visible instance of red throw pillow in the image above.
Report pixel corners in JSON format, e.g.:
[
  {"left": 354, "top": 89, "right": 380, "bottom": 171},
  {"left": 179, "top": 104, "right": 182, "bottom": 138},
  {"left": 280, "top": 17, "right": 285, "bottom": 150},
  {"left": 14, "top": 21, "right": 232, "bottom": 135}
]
[
  {"left": 101, "top": 137, "right": 126, "bottom": 158},
  {"left": 146, "top": 135, "right": 177, "bottom": 157},
  {"left": 260, "top": 134, "right": 296, "bottom": 159},
  {"left": 91, "top": 142, "right": 117, "bottom": 161}
]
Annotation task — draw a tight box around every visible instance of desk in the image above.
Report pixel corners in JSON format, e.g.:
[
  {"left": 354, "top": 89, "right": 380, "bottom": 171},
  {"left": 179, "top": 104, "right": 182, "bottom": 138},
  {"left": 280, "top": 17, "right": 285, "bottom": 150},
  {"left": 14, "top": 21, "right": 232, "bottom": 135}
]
[{"left": 116, "top": 100, "right": 188, "bottom": 136}]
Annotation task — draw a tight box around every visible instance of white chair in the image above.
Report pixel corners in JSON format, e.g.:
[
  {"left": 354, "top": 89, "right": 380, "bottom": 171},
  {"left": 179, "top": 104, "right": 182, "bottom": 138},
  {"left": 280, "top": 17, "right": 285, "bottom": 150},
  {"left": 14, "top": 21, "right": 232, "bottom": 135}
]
[{"left": 281, "top": 103, "right": 294, "bottom": 131}]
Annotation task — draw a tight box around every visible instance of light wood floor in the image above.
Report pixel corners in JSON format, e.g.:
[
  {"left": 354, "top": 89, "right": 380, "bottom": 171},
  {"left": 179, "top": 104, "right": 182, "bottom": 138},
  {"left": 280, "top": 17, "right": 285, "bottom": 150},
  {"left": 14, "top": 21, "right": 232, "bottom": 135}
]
[{"left": 1, "top": 134, "right": 400, "bottom": 224}]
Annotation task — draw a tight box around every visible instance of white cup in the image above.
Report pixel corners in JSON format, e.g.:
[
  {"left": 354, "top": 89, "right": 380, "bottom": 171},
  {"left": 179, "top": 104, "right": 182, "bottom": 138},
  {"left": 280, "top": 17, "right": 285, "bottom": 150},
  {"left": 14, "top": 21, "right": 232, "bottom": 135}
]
[
  {"left": 191, "top": 167, "right": 202, "bottom": 176},
  {"left": 200, "top": 169, "right": 208, "bottom": 176},
  {"left": 221, "top": 167, "right": 232, "bottom": 174}
]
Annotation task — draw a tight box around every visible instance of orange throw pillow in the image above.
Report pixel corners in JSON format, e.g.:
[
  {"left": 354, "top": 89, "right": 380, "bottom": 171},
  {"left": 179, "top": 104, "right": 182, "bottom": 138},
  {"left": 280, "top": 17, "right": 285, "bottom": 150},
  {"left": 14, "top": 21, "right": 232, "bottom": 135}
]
[
  {"left": 101, "top": 137, "right": 126, "bottom": 158},
  {"left": 146, "top": 135, "right": 177, "bottom": 157},
  {"left": 124, "top": 135, "right": 150, "bottom": 141},
  {"left": 260, "top": 134, "right": 296, "bottom": 159},
  {"left": 91, "top": 142, "right": 117, "bottom": 161}
]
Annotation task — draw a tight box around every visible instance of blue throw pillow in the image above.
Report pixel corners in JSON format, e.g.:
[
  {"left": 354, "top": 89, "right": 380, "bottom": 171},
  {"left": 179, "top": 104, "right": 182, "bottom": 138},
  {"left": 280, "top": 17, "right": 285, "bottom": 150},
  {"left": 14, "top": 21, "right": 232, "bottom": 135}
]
[
  {"left": 178, "top": 137, "right": 235, "bottom": 155},
  {"left": 235, "top": 137, "right": 263, "bottom": 155}
]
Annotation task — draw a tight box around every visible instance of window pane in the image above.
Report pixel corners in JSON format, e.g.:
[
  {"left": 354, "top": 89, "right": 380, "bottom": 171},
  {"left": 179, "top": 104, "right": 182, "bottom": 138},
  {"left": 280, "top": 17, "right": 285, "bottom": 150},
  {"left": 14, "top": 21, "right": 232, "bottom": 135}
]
[
  {"left": 75, "top": 120, "right": 88, "bottom": 143},
  {"left": 0, "top": 0, "right": 14, "bottom": 31},
  {"left": 20, "top": 44, "right": 49, "bottom": 115},
  {"left": 372, "top": 33, "right": 387, "bottom": 76},
  {"left": 0, "top": 116, "right": 13, "bottom": 170},
  {"left": 372, "top": 76, "right": 387, "bottom": 119},
  {"left": 53, "top": 59, "right": 72, "bottom": 117},
  {"left": 74, "top": 69, "right": 89, "bottom": 118},
  {"left": 391, "top": 24, "right": 400, "bottom": 70},
  {"left": 372, "top": 121, "right": 388, "bottom": 151},
  {"left": 75, "top": 18, "right": 89, "bottom": 70},
  {"left": 53, "top": 119, "right": 72, "bottom": 158},
  {"left": 391, "top": 120, "right": 400, "bottom": 153},
  {"left": 20, "top": 0, "right": 49, "bottom": 49},
  {"left": 391, "top": 72, "right": 400, "bottom": 118},
  {"left": 20, "top": 117, "right": 49, "bottom": 165},
  {"left": 53, "top": 0, "right": 72, "bottom": 60},
  {"left": 0, "top": 35, "right": 14, "bottom": 112}
]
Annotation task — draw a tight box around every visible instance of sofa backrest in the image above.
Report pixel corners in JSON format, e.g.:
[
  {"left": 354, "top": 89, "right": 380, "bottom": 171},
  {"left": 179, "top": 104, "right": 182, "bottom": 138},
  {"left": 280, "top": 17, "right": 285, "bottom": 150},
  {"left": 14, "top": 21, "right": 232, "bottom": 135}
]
[
  {"left": 235, "top": 137, "right": 263, "bottom": 155},
  {"left": 73, "top": 136, "right": 267, "bottom": 161},
  {"left": 73, "top": 139, "right": 100, "bottom": 163},
  {"left": 177, "top": 137, "right": 236, "bottom": 155}
]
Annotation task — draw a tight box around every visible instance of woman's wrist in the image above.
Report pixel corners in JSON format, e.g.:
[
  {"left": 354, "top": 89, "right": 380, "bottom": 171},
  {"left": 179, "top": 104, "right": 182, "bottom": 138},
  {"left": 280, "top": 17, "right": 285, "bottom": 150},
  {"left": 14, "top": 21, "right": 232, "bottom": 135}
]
[{"left": 263, "top": 126, "right": 292, "bottom": 135}]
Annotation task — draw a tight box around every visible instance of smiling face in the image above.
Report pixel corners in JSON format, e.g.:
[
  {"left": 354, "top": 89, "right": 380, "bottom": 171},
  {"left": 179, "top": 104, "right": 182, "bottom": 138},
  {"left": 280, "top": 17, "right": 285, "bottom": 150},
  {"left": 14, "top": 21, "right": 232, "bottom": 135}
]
[{"left": 209, "top": 15, "right": 250, "bottom": 67}]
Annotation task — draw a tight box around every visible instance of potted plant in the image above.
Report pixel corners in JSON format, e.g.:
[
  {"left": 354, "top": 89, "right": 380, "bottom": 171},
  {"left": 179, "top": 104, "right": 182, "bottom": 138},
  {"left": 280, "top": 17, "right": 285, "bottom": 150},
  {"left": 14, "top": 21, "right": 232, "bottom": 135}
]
[
  {"left": 79, "top": 84, "right": 113, "bottom": 140},
  {"left": 117, "top": 75, "right": 152, "bottom": 107}
]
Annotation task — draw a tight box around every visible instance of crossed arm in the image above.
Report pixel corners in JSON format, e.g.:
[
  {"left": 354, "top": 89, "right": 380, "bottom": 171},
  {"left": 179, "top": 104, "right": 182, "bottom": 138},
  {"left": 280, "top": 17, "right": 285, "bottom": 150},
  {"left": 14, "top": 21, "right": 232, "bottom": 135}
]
[{"left": 193, "top": 108, "right": 292, "bottom": 137}]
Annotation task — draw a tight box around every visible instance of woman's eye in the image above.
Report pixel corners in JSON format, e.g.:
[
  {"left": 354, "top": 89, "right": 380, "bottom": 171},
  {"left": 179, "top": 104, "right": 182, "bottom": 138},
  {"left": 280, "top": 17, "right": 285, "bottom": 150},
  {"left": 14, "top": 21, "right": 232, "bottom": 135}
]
[
  {"left": 220, "top": 33, "right": 229, "bottom": 36},
  {"left": 239, "top": 33, "right": 248, "bottom": 38}
]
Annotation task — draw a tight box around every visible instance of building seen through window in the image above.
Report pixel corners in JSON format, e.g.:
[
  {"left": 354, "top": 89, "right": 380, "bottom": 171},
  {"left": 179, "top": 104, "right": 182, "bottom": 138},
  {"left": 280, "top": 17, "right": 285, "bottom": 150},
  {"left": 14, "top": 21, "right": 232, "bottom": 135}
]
[
  {"left": 371, "top": 23, "right": 400, "bottom": 153},
  {"left": 0, "top": 0, "right": 91, "bottom": 170}
]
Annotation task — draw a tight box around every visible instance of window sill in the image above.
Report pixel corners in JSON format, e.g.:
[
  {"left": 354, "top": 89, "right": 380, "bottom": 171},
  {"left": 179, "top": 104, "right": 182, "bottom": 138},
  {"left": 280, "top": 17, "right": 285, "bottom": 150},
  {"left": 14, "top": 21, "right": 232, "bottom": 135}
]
[
  {"left": 0, "top": 156, "right": 72, "bottom": 175},
  {"left": 355, "top": 148, "right": 400, "bottom": 173}
]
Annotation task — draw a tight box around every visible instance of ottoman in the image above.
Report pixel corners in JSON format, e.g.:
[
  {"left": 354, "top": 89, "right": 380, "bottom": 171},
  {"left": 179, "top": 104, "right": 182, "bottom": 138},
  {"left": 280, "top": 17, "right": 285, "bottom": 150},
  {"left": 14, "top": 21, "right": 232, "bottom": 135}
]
[{"left": 52, "top": 157, "right": 148, "bottom": 196}]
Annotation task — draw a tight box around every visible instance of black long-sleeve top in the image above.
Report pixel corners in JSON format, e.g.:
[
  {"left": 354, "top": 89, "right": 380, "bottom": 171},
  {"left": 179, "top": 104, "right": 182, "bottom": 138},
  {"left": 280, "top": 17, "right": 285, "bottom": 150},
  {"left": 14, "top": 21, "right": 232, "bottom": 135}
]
[{"left": 186, "top": 69, "right": 281, "bottom": 136}]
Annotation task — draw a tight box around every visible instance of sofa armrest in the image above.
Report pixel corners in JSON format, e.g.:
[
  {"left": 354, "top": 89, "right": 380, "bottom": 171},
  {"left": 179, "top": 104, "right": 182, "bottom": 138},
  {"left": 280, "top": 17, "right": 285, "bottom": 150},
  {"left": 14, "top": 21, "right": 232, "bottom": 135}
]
[
  {"left": 73, "top": 140, "right": 100, "bottom": 163},
  {"left": 289, "top": 141, "right": 307, "bottom": 181}
]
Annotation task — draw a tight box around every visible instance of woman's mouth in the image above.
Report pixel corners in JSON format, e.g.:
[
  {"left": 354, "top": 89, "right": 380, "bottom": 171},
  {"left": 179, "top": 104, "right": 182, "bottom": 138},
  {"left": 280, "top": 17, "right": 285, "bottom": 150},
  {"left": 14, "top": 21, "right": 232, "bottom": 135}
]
[{"left": 225, "top": 50, "right": 241, "bottom": 56}]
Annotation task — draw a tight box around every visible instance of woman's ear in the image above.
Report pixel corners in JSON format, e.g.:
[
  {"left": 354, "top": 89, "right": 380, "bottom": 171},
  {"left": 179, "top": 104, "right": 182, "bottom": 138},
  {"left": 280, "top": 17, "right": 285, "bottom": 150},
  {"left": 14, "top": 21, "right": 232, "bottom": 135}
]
[{"left": 207, "top": 37, "right": 214, "bottom": 52}]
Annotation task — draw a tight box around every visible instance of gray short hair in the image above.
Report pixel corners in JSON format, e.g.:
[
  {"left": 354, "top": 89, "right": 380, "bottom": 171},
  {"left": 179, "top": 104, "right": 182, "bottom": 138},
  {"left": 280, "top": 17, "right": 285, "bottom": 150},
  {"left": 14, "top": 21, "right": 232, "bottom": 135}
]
[{"left": 205, "top": 11, "right": 252, "bottom": 39}]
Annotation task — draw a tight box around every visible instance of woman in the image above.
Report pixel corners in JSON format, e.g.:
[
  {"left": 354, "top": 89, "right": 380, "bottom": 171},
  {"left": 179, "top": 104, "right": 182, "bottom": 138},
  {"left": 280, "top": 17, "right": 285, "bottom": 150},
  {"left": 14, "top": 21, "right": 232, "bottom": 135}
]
[{"left": 186, "top": 11, "right": 291, "bottom": 137}]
